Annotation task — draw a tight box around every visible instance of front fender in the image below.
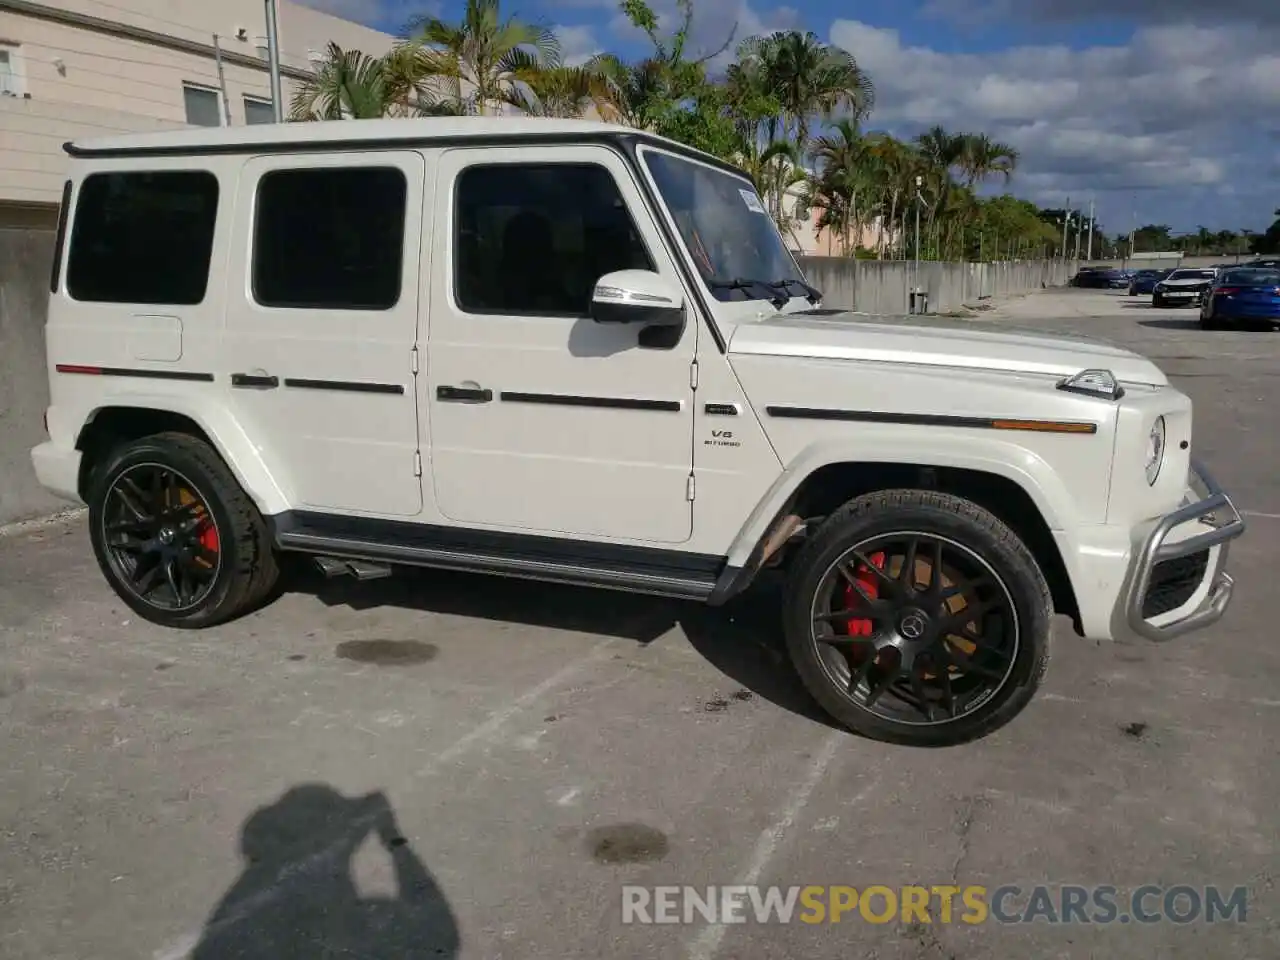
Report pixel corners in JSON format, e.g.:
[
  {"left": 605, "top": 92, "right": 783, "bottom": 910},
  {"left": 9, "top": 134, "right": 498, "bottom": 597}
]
[
  {"left": 722, "top": 435, "right": 1086, "bottom": 570},
  {"left": 82, "top": 390, "right": 290, "bottom": 516}
]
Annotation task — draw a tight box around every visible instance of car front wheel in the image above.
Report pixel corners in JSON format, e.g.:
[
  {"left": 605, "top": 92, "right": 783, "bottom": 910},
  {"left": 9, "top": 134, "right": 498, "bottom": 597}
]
[
  {"left": 87, "top": 432, "right": 279, "bottom": 628},
  {"left": 782, "top": 489, "right": 1052, "bottom": 746}
]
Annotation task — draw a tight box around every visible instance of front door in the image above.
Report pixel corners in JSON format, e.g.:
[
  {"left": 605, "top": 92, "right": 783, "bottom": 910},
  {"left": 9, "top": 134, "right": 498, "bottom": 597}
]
[
  {"left": 425, "top": 145, "right": 696, "bottom": 544},
  {"left": 223, "top": 151, "right": 425, "bottom": 517}
]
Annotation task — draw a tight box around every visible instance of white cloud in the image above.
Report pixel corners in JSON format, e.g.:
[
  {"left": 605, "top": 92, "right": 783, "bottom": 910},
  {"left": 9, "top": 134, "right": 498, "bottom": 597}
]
[
  {"left": 554, "top": 24, "right": 601, "bottom": 66},
  {"left": 828, "top": 18, "right": 1280, "bottom": 231}
]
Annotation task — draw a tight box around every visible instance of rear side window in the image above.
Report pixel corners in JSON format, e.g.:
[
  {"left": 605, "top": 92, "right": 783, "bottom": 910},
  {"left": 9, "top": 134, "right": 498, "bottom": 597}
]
[
  {"left": 252, "top": 167, "right": 407, "bottom": 311},
  {"left": 66, "top": 170, "right": 219, "bottom": 304}
]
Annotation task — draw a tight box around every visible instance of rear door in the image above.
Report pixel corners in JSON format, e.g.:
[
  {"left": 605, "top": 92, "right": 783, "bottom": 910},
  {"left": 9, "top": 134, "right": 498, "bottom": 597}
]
[{"left": 223, "top": 151, "right": 425, "bottom": 517}]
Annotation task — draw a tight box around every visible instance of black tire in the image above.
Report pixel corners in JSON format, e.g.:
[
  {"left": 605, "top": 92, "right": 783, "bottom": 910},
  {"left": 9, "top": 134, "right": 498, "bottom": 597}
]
[
  {"left": 782, "top": 489, "right": 1052, "bottom": 747},
  {"left": 1152, "top": 294, "right": 1164, "bottom": 308},
  {"left": 87, "top": 432, "right": 279, "bottom": 628}
]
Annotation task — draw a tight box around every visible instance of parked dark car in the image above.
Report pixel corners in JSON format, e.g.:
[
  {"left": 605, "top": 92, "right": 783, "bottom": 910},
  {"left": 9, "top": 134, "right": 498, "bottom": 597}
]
[
  {"left": 1152, "top": 267, "right": 1218, "bottom": 307},
  {"left": 1070, "top": 268, "right": 1128, "bottom": 289},
  {"left": 1127, "top": 269, "right": 1170, "bottom": 295},
  {"left": 1242, "top": 258, "right": 1280, "bottom": 270},
  {"left": 1200, "top": 267, "right": 1280, "bottom": 329}
]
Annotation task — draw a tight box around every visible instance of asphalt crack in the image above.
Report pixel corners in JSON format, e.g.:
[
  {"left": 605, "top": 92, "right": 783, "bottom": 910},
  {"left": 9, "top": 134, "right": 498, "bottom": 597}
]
[{"left": 909, "top": 795, "right": 989, "bottom": 960}]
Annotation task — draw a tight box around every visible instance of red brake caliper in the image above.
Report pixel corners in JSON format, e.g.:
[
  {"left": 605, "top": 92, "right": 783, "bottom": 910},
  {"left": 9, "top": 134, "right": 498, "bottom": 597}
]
[
  {"left": 839, "top": 551, "right": 885, "bottom": 638},
  {"left": 195, "top": 505, "right": 219, "bottom": 555}
]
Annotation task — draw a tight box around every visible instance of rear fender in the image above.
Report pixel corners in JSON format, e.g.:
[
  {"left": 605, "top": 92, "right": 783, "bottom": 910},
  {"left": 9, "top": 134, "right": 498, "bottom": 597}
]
[{"left": 79, "top": 392, "right": 290, "bottom": 515}]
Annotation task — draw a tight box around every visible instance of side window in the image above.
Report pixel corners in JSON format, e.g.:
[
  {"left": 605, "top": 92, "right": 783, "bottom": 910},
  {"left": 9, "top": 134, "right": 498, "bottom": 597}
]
[
  {"left": 454, "top": 163, "right": 654, "bottom": 316},
  {"left": 66, "top": 170, "right": 219, "bottom": 305},
  {"left": 253, "top": 167, "right": 406, "bottom": 311}
]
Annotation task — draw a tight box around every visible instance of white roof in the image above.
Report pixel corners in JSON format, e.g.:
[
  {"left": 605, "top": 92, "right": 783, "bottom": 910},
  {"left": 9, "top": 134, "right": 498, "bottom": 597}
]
[{"left": 65, "top": 116, "right": 699, "bottom": 157}]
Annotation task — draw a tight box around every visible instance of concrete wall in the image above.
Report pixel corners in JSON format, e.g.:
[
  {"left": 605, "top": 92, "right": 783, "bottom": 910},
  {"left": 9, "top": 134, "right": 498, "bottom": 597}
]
[
  {"left": 0, "top": 227, "right": 66, "bottom": 523},
  {"left": 798, "top": 257, "right": 1074, "bottom": 314}
]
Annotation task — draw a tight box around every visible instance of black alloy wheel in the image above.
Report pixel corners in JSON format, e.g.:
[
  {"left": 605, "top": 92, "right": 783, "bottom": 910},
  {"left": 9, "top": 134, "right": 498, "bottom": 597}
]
[
  {"left": 808, "top": 532, "right": 1018, "bottom": 726},
  {"left": 88, "top": 432, "right": 278, "bottom": 627},
  {"left": 100, "top": 463, "right": 222, "bottom": 612},
  {"left": 783, "top": 490, "right": 1051, "bottom": 746}
]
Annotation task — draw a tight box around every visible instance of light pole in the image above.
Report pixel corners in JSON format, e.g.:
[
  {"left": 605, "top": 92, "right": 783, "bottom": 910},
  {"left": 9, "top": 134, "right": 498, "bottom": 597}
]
[
  {"left": 914, "top": 175, "right": 922, "bottom": 273},
  {"left": 1085, "top": 199, "right": 1095, "bottom": 261},
  {"left": 265, "top": 0, "right": 284, "bottom": 122}
]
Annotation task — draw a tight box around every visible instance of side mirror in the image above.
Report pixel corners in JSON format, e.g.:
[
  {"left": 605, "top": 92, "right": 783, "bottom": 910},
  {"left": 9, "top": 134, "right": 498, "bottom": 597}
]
[{"left": 590, "top": 270, "right": 685, "bottom": 326}]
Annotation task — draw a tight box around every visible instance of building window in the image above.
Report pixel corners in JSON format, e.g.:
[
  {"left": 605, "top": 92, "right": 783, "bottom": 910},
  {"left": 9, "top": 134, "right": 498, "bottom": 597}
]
[
  {"left": 454, "top": 163, "right": 653, "bottom": 316},
  {"left": 183, "top": 83, "right": 221, "bottom": 126},
  {"left": 252, "top": 167, "right": 407, "bottom": 310},
  {"left": 243, "top": 96, "right": 274, "bottom": 125},
  {"left": 66, "top": 171, "right": 220, "bottom": 304},
  {"left": 0, "top": 44, "right": 24, "bottom": 97}
]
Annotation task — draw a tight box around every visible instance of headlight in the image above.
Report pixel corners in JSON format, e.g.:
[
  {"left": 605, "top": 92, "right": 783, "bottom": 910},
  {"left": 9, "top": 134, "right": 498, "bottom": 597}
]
[{"left": 1145, "top": 416, "right": 1166, "bottom": 486}]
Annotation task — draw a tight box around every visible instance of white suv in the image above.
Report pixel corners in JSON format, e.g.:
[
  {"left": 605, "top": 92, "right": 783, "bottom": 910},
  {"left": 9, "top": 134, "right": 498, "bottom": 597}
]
[{"left": 31, "top": 118, "right": 1245, "bottom": 746}]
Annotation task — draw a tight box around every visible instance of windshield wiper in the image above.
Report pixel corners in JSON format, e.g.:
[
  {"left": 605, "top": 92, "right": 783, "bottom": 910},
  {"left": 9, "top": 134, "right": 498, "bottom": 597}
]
[
  {"left": 707, "top": 277, "right": 821, "bottom": 309},
  {"left": 707, "top": 277, "right": 788, "bottom": 308},
  {"left": 765, "top": 278, "right": 822, "bottom": 305}
]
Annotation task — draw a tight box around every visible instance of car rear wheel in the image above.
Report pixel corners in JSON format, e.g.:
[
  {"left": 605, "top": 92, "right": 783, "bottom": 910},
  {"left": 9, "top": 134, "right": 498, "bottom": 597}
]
[
  {"left": 87, "top": 432, "right": 279, "bottom": 628},
  {"left": 782, "top": 490, "right": 1052, "bottom": 746}
]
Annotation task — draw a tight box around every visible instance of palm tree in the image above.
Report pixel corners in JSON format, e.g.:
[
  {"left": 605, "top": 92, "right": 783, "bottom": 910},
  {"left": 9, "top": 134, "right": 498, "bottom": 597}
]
[
  {"left": 289, "top": 41, "right": 463, "bottom": 120},
  {"left": 733, "top": 31, "right": 875, "bottom": 153},
  {"left": 504, "top": 58, "right": 622, "bottom": 120},
  {"left": 290, "top": 43, "right": 395, "bottom": 120},
  {"left": 957, "top": 133, "right": 1019, "bottom": 186},
  {"left": 588, "top": 55, "right": 670, "bottom": 129},
  {"left": 408, "top": 0, "right": 561, "bottom": 116},
  {"left": 808, "top": 119, "right": 867, "bottom": 255}
]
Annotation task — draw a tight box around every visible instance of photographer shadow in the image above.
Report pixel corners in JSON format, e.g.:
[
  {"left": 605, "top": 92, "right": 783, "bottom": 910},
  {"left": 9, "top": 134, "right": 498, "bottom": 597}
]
[{"left": 190, "top": 784, "right": 458, "bottom": 960}]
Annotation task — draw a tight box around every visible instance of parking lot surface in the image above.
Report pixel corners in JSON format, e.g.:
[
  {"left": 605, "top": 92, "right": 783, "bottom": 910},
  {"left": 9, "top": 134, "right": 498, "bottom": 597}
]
[{"left": 2, "top": 289, "right": 1277, "bottom": 960}]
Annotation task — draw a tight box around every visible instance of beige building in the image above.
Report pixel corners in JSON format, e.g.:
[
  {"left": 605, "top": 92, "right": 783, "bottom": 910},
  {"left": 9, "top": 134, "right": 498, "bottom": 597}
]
[{"left": 0, "top": 0, "right": 397, "bottom": 226}]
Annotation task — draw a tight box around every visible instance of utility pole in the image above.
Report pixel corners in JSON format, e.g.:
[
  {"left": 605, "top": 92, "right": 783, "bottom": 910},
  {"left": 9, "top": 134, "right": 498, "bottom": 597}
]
[
  {"left": 265, "top": 0, "right": 284, "bottom": 122},
  {"left": 213, "top": 34, "right": 232, "bottom": 126},
  {"left": 1085, "top": 199, "right": 1095, "bottom": 261},
  {"left": 1061, "top": 208, "right": 1071, "bottom": 259}
]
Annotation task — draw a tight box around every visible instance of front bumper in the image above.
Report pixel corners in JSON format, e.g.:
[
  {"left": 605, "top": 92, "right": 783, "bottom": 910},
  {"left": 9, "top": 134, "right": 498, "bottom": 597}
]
[{"left": 1120, "top": 459, "right": 1244, "bottom": 641}]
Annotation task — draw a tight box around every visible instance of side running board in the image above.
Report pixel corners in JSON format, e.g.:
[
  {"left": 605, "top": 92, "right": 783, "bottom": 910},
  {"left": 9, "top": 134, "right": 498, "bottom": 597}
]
[{"left": 273, "top": 512, "right": 725, "bottom": 602}]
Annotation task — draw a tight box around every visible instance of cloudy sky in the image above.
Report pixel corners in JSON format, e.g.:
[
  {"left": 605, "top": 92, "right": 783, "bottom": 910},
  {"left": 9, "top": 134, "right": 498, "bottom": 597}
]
[{"left": 298, "top": 0, "right": 1280, "bottom": 237}]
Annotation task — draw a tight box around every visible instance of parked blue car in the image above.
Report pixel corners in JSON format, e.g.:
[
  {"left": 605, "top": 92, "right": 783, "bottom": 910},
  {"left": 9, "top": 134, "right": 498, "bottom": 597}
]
[
  {"left": 1127, "top": 269, "right": 1170, "bottom": 295},
  {"left": 1200, "top": 268, "right": 1280, "bottom": 329}
]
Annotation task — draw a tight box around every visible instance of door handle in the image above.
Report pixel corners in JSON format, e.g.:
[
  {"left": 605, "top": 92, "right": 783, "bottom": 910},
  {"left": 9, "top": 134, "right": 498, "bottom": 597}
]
[
  {"left": 437, "top": 385, "right": 492, "bottom": 403},
  {"left": 230, "top": 373, "right": 279, "bottom": 389}
]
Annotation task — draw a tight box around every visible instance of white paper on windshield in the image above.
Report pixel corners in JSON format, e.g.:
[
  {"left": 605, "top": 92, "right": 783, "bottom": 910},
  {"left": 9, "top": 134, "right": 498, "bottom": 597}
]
[{"left": 739, "top": 189, "right": 766, "bottom": 214}]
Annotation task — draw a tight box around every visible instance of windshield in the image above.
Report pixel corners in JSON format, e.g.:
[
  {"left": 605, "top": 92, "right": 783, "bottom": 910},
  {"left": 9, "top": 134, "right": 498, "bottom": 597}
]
[
  {"left": 1168, "top": 269, "right": 1216, "bottom": 280},
  {"left": 641, "top": 148, "right": 805, "bottom": 302}
]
